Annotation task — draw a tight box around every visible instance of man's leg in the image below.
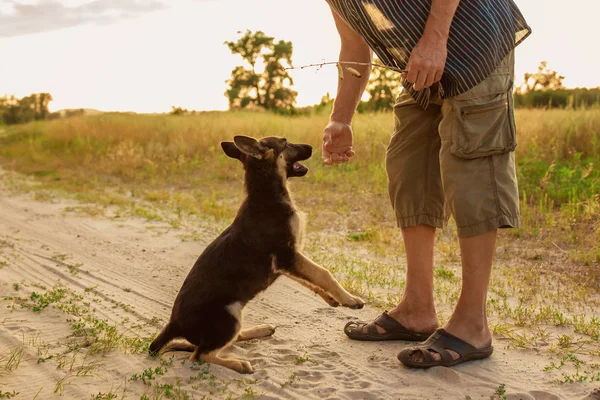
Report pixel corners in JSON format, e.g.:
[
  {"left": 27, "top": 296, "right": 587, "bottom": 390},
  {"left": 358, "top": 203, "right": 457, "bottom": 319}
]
[
  {"left": 441, "top": 53, "right": 519, "bottom": 355},
  {"left": 446, "top": 229, "right": 496, "bottom": 346},
  {"left": 428, "top": 229, "right": 496, "bottom": 361},
  {"left": 364, "top": 225, "right": 438, "bottom": 334},
  {"left": 347, "top": 87, "right": 446, "bottom": 338},
  {"left": 399, "top": 51, "right": 520, "bottom": 365},
  {"left": 400, "top": 230, "right": 497, "bottom": 363}
]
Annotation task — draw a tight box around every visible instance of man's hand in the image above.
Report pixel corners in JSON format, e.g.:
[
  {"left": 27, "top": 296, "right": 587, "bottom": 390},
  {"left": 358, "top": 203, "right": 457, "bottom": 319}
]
[
  {"left": 402, "top": 0, "right": 459, "bottom": 91},
  {"left": 324, "top": 7, "right": 371, "bottom": 167},
  {"left": 402, "top": 37, "right": 447, "bottom": 91},
  {"left": 322, "top": 121, "right": 355, "bottom": 165}
]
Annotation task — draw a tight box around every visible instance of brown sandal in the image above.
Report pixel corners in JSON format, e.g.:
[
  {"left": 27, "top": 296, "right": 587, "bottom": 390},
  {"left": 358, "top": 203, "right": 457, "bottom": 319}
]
[
  {"left": 344, "top": 311, "right": 435, "bottom": 341},
  {"left": 397, "top": 329, "right": 493, "bottom": 368}
]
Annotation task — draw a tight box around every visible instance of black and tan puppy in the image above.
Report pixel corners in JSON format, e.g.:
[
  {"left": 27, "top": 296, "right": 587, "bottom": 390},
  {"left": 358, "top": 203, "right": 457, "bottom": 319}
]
[{"left": 149, "top": 135, "right": 365, "bottom": 374}]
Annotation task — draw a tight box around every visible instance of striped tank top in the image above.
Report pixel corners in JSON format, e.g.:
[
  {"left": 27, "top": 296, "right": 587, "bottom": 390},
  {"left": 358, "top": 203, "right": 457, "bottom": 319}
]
[{"left": 326, "top": 0, "right": 531, "bottom": 109}]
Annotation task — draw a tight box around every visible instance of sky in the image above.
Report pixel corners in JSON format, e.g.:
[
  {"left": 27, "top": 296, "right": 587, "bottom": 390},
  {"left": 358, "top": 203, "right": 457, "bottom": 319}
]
[{"left": 0, "top": 0, "right": 599, "bottom": 113}]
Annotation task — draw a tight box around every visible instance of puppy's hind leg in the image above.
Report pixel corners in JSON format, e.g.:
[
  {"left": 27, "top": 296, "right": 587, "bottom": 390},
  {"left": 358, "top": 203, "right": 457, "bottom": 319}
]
[
  {"left": 188, "top": 301, "right": 255, "bottom": 374},
  {"left": 191, "top": 348, "right": 254, "bottom": 374},
  {"left": 237, "top": 325, "right": 276, "bottom": 341}
]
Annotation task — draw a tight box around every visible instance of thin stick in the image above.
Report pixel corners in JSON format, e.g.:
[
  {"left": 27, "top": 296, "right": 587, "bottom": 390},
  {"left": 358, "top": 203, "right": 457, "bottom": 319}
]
[{"left": 283, "top": 61, "right": 407, "bottom": 74}]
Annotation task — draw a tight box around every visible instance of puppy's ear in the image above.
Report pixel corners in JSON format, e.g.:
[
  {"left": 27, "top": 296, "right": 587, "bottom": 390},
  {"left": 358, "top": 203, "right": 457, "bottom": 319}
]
[
  {"left": 233, "top": 136, "right": 265, "bottom": 159},
  {"left": 221, "top": 142, "right": 242, "bottom": 160}
]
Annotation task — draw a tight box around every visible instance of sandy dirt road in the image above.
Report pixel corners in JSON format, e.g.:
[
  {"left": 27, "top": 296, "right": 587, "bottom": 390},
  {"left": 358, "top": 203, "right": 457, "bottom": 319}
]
[{"left": 0, "top": 188, "right": 598, "bottom": 400}]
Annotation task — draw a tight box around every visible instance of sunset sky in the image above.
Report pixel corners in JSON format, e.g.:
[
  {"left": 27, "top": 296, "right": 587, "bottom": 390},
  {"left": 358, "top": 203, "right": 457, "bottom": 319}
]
[{"left": 0, "top": 0, "right": 598, "bottom": 113}]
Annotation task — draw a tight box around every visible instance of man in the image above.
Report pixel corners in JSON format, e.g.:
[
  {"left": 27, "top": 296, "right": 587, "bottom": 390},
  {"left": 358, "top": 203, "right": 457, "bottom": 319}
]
[{"left": 322, "top": 0, "right": 531, "bottom": 368}]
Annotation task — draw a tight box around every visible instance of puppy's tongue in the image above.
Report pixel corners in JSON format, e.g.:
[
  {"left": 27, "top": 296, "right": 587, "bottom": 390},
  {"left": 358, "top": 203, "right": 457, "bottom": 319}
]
[{"left": 293, "top": 162, "right": 304, "bottom": 171}]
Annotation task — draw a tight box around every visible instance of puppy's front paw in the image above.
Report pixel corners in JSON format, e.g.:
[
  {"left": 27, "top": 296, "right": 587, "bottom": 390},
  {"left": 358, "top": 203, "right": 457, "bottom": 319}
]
[
  {"left": 343, "top": 296, "right": 365, "bottom": 310},
  {"left": 323, "top": 294, "right": 340, "bottom": 307}
]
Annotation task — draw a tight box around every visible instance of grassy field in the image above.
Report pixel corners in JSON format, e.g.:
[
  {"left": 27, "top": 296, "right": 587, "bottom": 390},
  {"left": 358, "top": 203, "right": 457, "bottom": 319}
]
[
  {"left": 0, "top": 108, "right": 598, "bottom": 267},
  {"left": 0, "top": 108, "right": 599, "bottom": 386}
]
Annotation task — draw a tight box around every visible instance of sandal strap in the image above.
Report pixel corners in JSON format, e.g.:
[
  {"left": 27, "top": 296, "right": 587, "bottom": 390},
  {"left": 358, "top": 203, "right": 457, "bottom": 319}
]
[
  {"left": 372, "top": 311, "right": 405, "bottom": 332},
  {"left": 366, "top": 322, "right": 379, "bottom": 335},
  {"left": 416, "top": 347, "right": 436, "bottom": 363},
  {"left": 422, "top": 329, "right": 478, "bottom": 359}
]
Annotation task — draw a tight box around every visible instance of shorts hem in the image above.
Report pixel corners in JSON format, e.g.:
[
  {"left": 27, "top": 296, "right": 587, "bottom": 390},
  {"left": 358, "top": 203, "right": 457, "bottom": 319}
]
[
  {"left": 396, "top": 213, "right": 447, "bottom": 230},
  {"left": 457, "top": 215, "right": 520, "bottom": 238}
]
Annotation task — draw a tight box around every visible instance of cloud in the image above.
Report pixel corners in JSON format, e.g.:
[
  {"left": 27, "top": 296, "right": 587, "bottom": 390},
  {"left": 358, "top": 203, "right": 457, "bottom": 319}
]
[{"left": 0, "top": 0, "right": 167, "bottom": 38}]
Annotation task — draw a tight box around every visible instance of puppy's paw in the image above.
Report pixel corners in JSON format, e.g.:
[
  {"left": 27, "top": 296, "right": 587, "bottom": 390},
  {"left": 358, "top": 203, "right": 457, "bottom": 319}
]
[
  {"left": 343, "top": 296, "right": 365, "bottom": 310},
  {"left": 234, "top": 360, "right": 254, "bottom": 374},
  {"left": 323, "top": 295, "right": 340, "bottom": 307}
]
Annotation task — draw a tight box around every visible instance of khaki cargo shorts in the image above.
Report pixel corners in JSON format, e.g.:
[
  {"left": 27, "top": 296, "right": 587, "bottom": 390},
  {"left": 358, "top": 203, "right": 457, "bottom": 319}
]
[{"left": 386, "top": 51, "right": 520, "bottom": 238}]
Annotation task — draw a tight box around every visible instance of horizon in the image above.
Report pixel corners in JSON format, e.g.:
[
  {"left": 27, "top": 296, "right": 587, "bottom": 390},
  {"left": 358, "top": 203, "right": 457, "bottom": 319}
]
[{"left": 1, "top": 0, "right": 599, "bottom": 114}]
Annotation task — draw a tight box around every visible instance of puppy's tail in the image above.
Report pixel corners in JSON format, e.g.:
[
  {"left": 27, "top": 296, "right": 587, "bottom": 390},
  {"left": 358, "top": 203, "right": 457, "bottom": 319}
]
[{"left": 149, "top": 322, "right": 179, "bottom": 356}]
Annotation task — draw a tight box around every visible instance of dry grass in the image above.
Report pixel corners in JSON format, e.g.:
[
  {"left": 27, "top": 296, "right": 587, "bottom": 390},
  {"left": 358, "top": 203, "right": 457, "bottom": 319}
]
[
  {"left": 515, "top": 108, "right": 600, "bottom": 162},
  {"left": 0, "top": 335, "right": 26, "bottom": 373},
  {"left": 0, "top": 109, "right": 597, "bottom": 267}
]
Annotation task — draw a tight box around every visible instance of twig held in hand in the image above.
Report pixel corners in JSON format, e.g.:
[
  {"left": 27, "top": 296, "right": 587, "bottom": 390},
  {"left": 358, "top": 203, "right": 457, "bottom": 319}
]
[{"left": 283, "top": 61, "right": 407, "bottom": 80}]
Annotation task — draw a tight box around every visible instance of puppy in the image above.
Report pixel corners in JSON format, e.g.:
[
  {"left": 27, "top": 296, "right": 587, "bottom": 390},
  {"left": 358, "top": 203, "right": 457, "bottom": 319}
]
[{"left": 149, "top": 135, "right": 365, "bottom": 373}]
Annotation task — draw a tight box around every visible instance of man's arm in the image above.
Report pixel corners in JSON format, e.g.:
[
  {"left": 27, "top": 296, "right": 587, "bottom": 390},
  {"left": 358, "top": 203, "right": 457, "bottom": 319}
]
[
  {"left": 403, "top": 0, "right": 460, "bottom": 91},
  {"left": 329, "top": 8, "right": 373, "bottom": 125},
  {"left": 322, "top": 7, "right": 372, "bottom": 165}
]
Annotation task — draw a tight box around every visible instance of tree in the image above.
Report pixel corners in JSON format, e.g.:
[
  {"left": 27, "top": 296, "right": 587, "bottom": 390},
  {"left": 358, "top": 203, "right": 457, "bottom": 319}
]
[
  {"left": 314, "top": 92, "right": 334, "bottom": 114},
  {"left": 522, "top": 61, "right": 565, "bottom": 92},
  {"left": 170, "top": 106, "right": 190, "bottom": 116},
  {"left": 34, "top": 93, "right": 53, "bottom": 120},
  {"left": 0, "top": 95, "right": 21, "bottom": 125},
  {"left": 224, "top": 30, "right": 297, "bottom": 113},
  {"left": 0, "top": 93, "right": 53, "bottom": 124}
]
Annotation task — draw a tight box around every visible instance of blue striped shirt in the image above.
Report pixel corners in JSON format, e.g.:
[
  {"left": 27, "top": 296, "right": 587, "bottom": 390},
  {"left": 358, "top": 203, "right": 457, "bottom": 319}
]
[{"left": 327, "top": 0, "right": 531, "bottom": 109}]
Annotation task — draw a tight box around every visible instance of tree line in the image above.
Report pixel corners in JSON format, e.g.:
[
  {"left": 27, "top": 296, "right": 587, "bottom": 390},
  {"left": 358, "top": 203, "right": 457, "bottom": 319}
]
[
  {"left": 0, "top": 93, "right": 89, "bottom": 126},
  {"left": 513, "top": 62, "right": 600, "bottom": 109}
]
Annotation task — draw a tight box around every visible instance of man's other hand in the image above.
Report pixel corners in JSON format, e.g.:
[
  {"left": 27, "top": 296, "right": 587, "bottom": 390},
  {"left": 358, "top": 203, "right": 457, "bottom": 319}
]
[
  {"left": 322, "top": 121, "right": 355, "bottom": 165},
  {"left": 402, "top": 37, "right": 447, "bottom": 91}
]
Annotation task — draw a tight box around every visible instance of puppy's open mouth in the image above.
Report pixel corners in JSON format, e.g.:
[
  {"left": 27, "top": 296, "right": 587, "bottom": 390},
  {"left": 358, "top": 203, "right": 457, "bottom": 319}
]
[
  {"left": 293, "top": 162, "right": 308, "bottom": 172},
  {"left": 286, "top": 143, "right": 312, "bottom": 178},
  {"left": 290, "top": 161, "right": 309, "bottom": 177}
]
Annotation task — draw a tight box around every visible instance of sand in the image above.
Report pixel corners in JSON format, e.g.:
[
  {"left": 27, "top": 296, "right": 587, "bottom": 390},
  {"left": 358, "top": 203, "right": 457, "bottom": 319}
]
[{"left": 0, "top": 187, "right": 599, "bottom": 400}]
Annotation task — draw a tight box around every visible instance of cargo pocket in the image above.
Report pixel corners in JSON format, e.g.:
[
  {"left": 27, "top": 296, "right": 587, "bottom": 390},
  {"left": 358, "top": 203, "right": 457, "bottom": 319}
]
[{"left": 449, "top": 85, "right": 517, "bottom": 159}]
